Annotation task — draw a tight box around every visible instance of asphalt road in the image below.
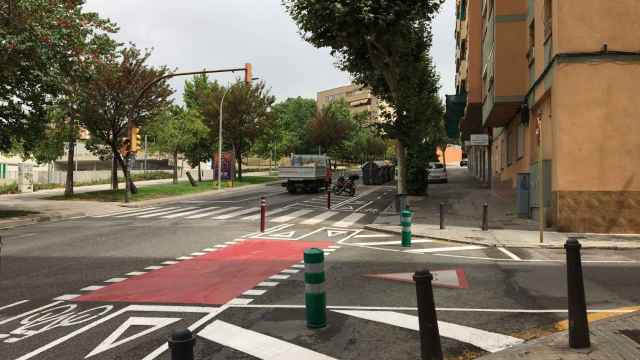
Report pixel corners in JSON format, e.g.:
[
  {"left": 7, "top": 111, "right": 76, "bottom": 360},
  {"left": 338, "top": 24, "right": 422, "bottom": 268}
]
[{"left": 1, "top": 179, "right": 640, "bottom": 359}]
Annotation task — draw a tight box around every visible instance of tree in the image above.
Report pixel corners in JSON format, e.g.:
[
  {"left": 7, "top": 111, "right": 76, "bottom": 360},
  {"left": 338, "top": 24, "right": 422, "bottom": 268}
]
[
  {"left": 254, "top": 97, "right": 317, "bottom": 160},
  {"left": 80, "top": 46, "right": 173, "bottom": 193},
  {"left": 184, "top": 135, "right": 212, "bottom": 182},
  {"left": 307, "top": 99, "right": 355, "bottom": 158},
  {"left": 284, "top": 0, "right": 445, "bottom": 194},
  {"left": 0, "top": 0, "right": 117, "bottom": 154},
  {"left": 146, "top": 106, "right": 208, "bottom": 184}
]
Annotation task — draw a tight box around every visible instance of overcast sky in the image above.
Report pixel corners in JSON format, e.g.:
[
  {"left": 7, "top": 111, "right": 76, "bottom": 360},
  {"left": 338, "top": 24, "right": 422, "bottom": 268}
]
[{"left": 84, "top": 0, "right": 456, "bottom": 103}]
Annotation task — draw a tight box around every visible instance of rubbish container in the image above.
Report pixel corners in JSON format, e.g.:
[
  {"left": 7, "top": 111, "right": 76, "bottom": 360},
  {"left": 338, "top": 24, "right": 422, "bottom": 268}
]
[{"left": 516, "top": 172, "right": 530, "bottom": 218}]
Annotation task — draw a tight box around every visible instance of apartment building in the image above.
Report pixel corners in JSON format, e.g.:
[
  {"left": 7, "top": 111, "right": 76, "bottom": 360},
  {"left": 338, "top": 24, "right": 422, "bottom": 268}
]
[
  {"left": 449, "top": 0, "right": 640, "bottom": 233},
  {"left": 316, "top": 84, "right": 386, "bottom": 123}
]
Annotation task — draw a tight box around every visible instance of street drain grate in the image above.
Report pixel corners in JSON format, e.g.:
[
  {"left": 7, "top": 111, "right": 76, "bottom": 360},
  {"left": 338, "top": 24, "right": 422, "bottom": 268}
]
[{"left": 619, "top": 329, "right": 640, "bottom": 345}]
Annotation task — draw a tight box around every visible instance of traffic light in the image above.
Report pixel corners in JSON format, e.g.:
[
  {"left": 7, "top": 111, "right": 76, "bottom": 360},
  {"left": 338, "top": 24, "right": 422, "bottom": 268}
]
[
  {"left": 129, "top": 126, "right": 142, "bottom": 153},
  {"left": 244, "top": 63, "right": 252, "bottom": 85}
]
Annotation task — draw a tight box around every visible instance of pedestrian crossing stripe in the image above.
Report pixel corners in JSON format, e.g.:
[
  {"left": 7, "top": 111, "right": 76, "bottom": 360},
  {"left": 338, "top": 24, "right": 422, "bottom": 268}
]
[{"left": 185, "top": 207, "right": 240, "bottom": 219}]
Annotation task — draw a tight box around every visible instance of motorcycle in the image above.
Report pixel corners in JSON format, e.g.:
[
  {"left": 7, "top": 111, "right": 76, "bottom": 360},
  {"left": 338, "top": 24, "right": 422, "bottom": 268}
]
[{"left": 332, "top": 175, "right": 359, "bottom": 196}]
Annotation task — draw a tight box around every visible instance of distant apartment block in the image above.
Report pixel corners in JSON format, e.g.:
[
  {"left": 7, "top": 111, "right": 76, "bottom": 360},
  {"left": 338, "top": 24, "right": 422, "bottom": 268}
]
[
  {"left": 317, "top": 84, "right": 387, "bottom": 123},
  {"left": 446, "top": 0, "right": 640, "bottom": 233}
]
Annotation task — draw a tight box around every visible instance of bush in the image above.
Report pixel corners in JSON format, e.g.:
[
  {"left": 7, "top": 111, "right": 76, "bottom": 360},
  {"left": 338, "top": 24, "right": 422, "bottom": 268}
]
[{"left": 0, "top": 182, "right": 18, "bottom": 194}]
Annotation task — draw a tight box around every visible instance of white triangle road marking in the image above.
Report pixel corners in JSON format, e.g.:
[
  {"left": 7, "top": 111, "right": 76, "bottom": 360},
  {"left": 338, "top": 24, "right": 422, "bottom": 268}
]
[
  {"left": 327, "top": 230, "right": 349, "bottom": 237},
  {"left": 333, "top": 310, "right": 523, "bottom": 353},
  {"left": 85, "top": 316, "right": 181, "bottom": 358},
  {"left": 198, "top": 320, "right": 337, "bottom": 360}
]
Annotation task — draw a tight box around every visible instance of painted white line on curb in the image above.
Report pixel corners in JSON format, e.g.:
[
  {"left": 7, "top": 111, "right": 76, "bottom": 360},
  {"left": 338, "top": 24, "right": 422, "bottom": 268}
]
[
  {"left": 176, "top": 256, "right": 194, "bottom": 260},
  {"left": 227, "top": 298, "right": 254, "bottom": 305},
  {"left": 498, "top": 247, "right": 522, "bottom": 261},
  {"left": 127, "top": 271, "right": 146, "bottom": 276},
  {"left": 243, "top": 289, "right": 267, "bottom": 296},
  {"left": 198, "top": 320, "right": 337, "bottom": 360},
  {"left": 104, "top": 278, "right": 127, "bottom": 283},
  {"left": 80, "top": 285, "right": 105, "bottom": 291},
  {"left": 145, "top": 266, "right": 163, "bottom": 270},
  {"left": 162, "top": 261, "right": 179, "bottom": 265},
  {"left": 281, "top": 269, "right": 299, "bottom": 274},
  {"left": 191, "top": 252, "right": 206, "bottom": 256},
  {"left": 333, "top": 310, "right": 524, "bottom": 353},
  {"left": 257, "top": 282, "right": 279, "bottom": 287},
  {"left": 269, "top": 274, "right": 290, "bottom": 280}
]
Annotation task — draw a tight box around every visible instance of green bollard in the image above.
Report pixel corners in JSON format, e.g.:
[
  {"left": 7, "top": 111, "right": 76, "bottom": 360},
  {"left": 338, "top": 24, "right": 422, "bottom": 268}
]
[
  {"left": 304, "top": 248, "right": 326, "bottom": 328},
  {"left": 401, "top": 209, "right": 412, "bottom": 247}
]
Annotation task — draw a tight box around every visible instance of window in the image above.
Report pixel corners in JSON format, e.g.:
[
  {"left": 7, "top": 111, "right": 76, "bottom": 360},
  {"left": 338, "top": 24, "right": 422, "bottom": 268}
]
[
  {"left": 527, "top": 21, "right": 535, "bottom": 62},
  {"left": 517, "top": 123, "right": 525, "bottom": 159},
  {"left": 460, "top": 0, "right": 467, "bottom": 20}
]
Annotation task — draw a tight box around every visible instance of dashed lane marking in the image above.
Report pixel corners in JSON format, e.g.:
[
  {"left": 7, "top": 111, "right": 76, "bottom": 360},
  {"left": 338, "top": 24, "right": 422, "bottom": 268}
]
[
  {"left": 198, "top": 320, "right": 337, "bottom": 360},
  {"left": 184, "top": 207, "right": 240, "bottom": 219}
]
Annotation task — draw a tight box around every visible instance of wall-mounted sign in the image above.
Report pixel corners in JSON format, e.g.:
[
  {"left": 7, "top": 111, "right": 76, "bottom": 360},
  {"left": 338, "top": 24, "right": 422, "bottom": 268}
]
[{"left": 470, "top": 134, "right": 489, "bottom": 146}]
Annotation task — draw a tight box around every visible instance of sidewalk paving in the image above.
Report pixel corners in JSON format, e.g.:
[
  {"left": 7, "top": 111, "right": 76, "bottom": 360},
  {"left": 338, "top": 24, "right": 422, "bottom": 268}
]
[
  {"left": 477, "top": 311, "right": 640, "bottom": 359},
  {"left": 368, "top": 167, "right": 640, "bottom": 249}
]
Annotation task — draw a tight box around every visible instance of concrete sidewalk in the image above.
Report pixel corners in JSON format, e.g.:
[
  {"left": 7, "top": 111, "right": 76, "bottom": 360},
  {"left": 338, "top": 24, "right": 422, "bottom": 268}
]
[
  {"left": 369, "top": 167, "right": 640, "bottom": 249},
  {"left": 478, "top": 311, "right": 640, "bottom": 359}
]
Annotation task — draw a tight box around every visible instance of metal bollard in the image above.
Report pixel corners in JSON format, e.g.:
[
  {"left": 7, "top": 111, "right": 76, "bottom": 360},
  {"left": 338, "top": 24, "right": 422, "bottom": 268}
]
[
  {"left": 168, "top": 328, "right": 195, "bottom": 360},
  {"left": 304, "top": 248, "right": 327, "bottom": 328},
  {"left": 481, "top": 203, "right": 489, "bottom": 231},
  {"left": 565, "top": 237, "right": 590, "bottom": 348},
  {"left": 260, "top": 196, "right": 267, "bottom": 232},
  {"left": 401, "top": 210, "right": 412, "bottom": 247},
  {"left": 439, "top": 202, "right": 445, "bottom": 230},
  {"left": 413, "top": 270, "right": 443, "bottom": 360},
  {"left": 327, "top": 189, "right": 331, "bottom": 210}
]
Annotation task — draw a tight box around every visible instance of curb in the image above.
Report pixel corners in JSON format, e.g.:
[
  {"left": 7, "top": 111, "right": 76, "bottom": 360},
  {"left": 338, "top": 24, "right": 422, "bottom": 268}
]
[
  {"left": 363, "top": 225, "right": 640, "bottom": 250},
  {"left": 0, "top": 212, "right": 86, "bottom": 230}
]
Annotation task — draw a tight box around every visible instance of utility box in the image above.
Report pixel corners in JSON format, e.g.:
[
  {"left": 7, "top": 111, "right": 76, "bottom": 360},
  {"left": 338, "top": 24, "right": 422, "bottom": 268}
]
[
  {"left": 18, "top": 164, "right": 34, "bottom": 193},
  {"left": 516, "top": 172, "right": 530, "bottom": 218}
]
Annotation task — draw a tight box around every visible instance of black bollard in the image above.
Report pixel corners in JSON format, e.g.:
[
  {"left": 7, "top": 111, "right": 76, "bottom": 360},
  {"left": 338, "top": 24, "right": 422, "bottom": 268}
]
[
  {"left": 481, "top": 203, "right": 488, "bottom": 231},
  {"left": 168, "top": 328, "right": 195, "bottom": 360},
  {"left": 439, "top": 202, "right": 445, "bottom": 230},
  {"left": 413, "top": 270, "right": 443, "bottom": 360},
  {"left": 565, "top": 237, "right": 590, "bottom": 348}
]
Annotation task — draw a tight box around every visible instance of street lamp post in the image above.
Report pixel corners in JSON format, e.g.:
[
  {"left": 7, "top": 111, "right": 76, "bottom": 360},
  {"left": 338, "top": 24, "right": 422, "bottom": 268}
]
[{"left": 218, "top": 86, "right": 233, "bottom": 191}]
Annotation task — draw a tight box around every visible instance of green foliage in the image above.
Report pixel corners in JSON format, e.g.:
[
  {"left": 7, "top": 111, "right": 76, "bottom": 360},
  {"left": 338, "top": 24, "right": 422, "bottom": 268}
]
[
  {"left": 0, "top": 182, "right": 18, "bottom": 195},
  {"left": 0, "top": 0, "right": 118, "bottom": 154},
  {"left": 146, "top": 106, "right": 208, "bottom": 158},
  {"left": 253, "top": 97, "right": 317, "bottom": 159},
  {"left": 406, "top": 141, "right": 437, "bottom": 195},
  {"left": 307, "top": 99, "right": 355, "bottom": 157}
]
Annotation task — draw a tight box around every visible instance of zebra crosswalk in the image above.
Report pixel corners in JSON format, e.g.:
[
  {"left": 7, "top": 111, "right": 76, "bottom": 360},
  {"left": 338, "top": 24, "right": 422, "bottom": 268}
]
[{"left": 92, "top": 204, "right": 374, "bottom": 228}]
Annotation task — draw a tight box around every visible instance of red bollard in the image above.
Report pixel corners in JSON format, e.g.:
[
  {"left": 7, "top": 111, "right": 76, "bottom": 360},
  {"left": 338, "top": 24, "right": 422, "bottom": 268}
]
[
  {"left": 260, "top": 196, "right": 267, "bottom": 232},
  {"left": 327, "top": 190, "right": 331, "bottom": 210}
]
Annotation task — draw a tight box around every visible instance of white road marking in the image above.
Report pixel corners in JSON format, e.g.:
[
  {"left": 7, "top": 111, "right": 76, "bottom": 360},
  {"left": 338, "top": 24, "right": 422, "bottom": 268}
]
[
  {"left": 354, "top": 201, "right": 374, "bottom": 211},
  {"left": 93, "top": 207, "right": 158, "bottom": 218},
  {"left": 185, "top": 207, "right": 240, "bottom": 219},
  {"left": 190, "top": 252, "right": 206, "bottom": 256},
  {"left": 272, "top": 209, "right": 314, "bottom": 223},
  {"left": 497, "top": 247, "right": 522, "bottom": 260},
  {"left": 332, "top": 213, "right": 366, "bottom": 228},
  {"left": 127, "top": 271, "right": 146, "bottom": 276},
  {"left": 0, "top": 300, "right": 29, "bottom": 311},
  {"left": 115, "top": 207, "right": 177, "bottom": 218},
  {"left": 333, "top": 310, "right": 524, "bottom": 353},
  {"left": 229, "top": 304, "right": 640, "bottom": 313},
  {"left": 161, "top": 206, "right": 219, "bottom": 219},
  {"left": 301, "top": 211, "right": 339, "bottom": 225},
  {"left": 281, "top": 269, "right": 299, "bottom": 274},
  {"left": 292, "top": 264, "right": 305, "bottom": 268},
  {"left": 162, "top": 261, "right": 179, "bottom": 265},
  {"left": 0, "top": 301, "right": 64, "bottom": 326},
  {"left": 257, "top": 282, "right": 279, "bottom": 287},
  {"left": 243, "top": 289, "right": 267, "bottom": 296},
  {"left": 224, "top": 241, "right": 236, "bottom": 244},
  {"left": 215, "top": 244, "right": 227, "bottom": 248},
  {"left": 353, "top": 234, "right": 393, "bottom": 238},
  {"left": 329, "top": 245, "right": 341, "bottom": 249},
  {"left": 80, "top": 285, "right": 105, "bottom": 291},
  {"left": 202, "top": 248, "right": 215, "bottom": 252},
  {"left": 323, "top": 248, "right": 337, "bottom": 252},
  {"left": 213, "top": 207, "right": 260, "bottom": 220},
  {"left": 434, "top": 253, "right": 640, "bottom": 264},
  {"left": 104, "top": 278, "right": 127, "bottom": 283},
  {"left": 176, "top": 256, "right": 194, "bottom": 260},
  {"left": 227, "top": 298, "right": 254, "bottom": 305},
  {"left": 145, "top": 266, "right": 163, "bottom": 270},
  {"left": 405, "top": 245, "right": 486, "bottom": 253},
  {"left": 269, "top": 274, "right": 290, "bottom": 280},
  {"left": 242, "top": 207, "right": 290, "bottom": 220},
  {"left": 353, "top": 239, "right": 434, "bottom": 246},
  {"left": 139, "top": 207, "right": 198, "bottom": 218},
  {"left": 53, "top": 294, "right": 80, "bottom": 301},
  {"left": 198, "top": 320, "right": 337, "bottom": 360},
  {"left": 85, "top": 316, "right": 181, "bottom": 358}
]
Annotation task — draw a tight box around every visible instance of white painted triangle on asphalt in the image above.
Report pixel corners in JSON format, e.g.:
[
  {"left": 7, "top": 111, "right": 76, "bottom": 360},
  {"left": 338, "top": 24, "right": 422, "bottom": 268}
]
[
  {"left": 327, "top": 230, "right": 349, "bottom": 238},
  {"left": 85, "top": 316, "right": 181, "bottom": 358},
  {"left": 198, "top": 320, "right": 337, "bottom": 360},
  {"left": 332, "top": 310, "right": 523, "bottom": 353},
  {"left": 185, "top": 207, "right": 240, "bottom": 219}
]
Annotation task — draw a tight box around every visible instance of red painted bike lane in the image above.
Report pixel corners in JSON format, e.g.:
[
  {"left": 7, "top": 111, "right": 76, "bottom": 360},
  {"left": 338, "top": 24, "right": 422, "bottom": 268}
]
[{"left": 74, "top": 240, "right": 331, "bottom": 305}]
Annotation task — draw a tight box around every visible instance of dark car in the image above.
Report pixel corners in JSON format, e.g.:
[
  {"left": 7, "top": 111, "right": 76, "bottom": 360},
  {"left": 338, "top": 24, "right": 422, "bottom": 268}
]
[{"left": 460, "top": 158, "right": 469, "bottom": 167}]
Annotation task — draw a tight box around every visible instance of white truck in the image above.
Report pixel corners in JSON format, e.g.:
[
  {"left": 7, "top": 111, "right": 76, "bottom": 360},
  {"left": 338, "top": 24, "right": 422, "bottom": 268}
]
[{"left": 279, "top": 154, "right": 330, "bottom": 194}]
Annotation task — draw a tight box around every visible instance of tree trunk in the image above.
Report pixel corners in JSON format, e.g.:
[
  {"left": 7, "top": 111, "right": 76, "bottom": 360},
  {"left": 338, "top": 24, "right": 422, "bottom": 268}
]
[
  {"left": 111, "top": 154, "right": 118, "bottom": 191},
  {"left": 172, "top": 151, "right": 178, "bottom": 184},
  {"left": 115, "top": 152, "right": 137, "bottom": 194},
  {"left": 396, "top": 142, "right": 407, "bottom": 195},
  {"left": 197, "top": 163, "right": 202, "bottom": 182},
  {"left": 64, "top": 138, "right": 75, "bottom": 197}
]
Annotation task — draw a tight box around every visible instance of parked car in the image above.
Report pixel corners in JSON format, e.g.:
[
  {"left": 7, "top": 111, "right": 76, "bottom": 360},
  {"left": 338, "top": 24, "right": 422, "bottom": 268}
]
[
  {"left": 460, "top": 158, "right": 469, "bottom": 167},
  {"left": 428, "top": 162, "right": 448, "bottom": 183}
]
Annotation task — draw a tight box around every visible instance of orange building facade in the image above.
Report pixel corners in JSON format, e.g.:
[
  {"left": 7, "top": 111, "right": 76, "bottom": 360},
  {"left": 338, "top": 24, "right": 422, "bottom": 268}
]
[{"left": 449, "top": 0, "right": 640, "bottom": 233}]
